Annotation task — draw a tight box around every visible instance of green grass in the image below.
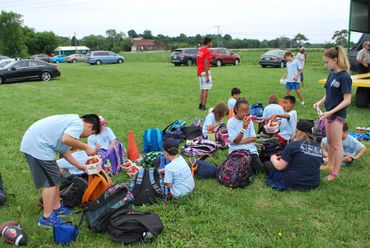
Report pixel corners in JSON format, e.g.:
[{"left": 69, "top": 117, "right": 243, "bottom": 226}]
[{"left": 0, "top": 50, "right": 369, "bottom": 247}]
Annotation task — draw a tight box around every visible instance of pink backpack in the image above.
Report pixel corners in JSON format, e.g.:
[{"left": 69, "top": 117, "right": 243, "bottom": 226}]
[{"left": 215, "top": 124, "right": 229, "bottom": 149}]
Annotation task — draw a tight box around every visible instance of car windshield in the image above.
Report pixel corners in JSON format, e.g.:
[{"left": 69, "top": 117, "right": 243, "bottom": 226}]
[
  {"left": 1, "top": 60, "right": 17, "bottom": 69},
  {"left": 0, "top": 59, "right": 14, "bottom": 68},
  {"left": 264, "top": 50, "right": 281, "bottom": 56}
]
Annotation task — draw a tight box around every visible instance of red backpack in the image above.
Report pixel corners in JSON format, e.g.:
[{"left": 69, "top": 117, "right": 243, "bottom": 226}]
[
  {"left": 215, "top": 123, "right": 229, "bottom": 149},
  {"left": 216, "top": 149, "right": 252, "bottom": 188}
]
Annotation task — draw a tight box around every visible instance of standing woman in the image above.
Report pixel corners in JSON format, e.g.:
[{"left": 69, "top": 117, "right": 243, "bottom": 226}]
[
  {"left": 313, "top": 46, "right": 352, "bottom": 181},
  {"left": 296, "top": 47, "right": 307, "bottom": 87}
]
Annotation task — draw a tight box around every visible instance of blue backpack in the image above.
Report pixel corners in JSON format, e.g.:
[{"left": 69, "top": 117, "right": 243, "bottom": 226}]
[
  {"left": 143, "top": 128, "right": 163, "bottom": 153},
  {"left": 163, "top": 120, "right": 186, "bottom": 134},
  {"left": 250, "top": 103, "right": 264, "bottom": 117}
]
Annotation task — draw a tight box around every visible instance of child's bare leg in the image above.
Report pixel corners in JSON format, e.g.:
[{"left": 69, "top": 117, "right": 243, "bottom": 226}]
[
  {"left": 42, "top": 186, "right": 59, "bottom": 217},
  {"left": 295, "top": 89, "right": 304, "bottom": 102},
  {"left": 286, "top": 89, "right": 291, "bottom": 96},
  {"left": 326, "top": 120, "right": 344, "bottom": 180}
]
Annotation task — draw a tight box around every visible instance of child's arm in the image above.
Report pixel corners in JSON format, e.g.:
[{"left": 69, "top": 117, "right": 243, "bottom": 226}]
[
  {"left": 232, "top": 118, "right": 251, "bottom": 144},
  {"left": 207, "top": 120, "right": 222, "bottom": 132},
  {"left": 61, "top": 134, "right": 96, "bottom": 155},
  {"left": 238, "top": 137, "right": 257, "bottom": 145},
  {"left": 351, "top": 146, "right": 367, "bottom": 160},
  {"left": 320, "top": 142, "right": 328, "bottom": 158},
  {"left": 293, "top": 69, "right": 302, "bottom": 81},
  {"left": 270, "top": 114, "right": 290, "bottom": 121},
  {"left": 271, "top": 154, "right": 288, "bottom": 171},
  {"left": 320, "top": 94, "right": 351, "bottom": 120},
  {"left": 313, "top": 96, "right": 326, "bottom": 109},
  {"left": 61, "top": 150, "right": 85, "bottom": 171}
]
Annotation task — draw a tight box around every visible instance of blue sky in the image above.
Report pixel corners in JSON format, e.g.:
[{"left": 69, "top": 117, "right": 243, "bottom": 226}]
[{"left": 1, "top": 0, "right": 362, "bottom": 43}]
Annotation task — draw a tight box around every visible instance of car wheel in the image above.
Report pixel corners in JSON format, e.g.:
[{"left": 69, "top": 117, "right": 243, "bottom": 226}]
[
  {"left": 117, "top": 59, "right": 123, "bottom": 64},
  {"left": 40, "top": 72, "right": 51, "bottom": 81},
  {"left": 261, "top": 65, "right": 267, "bottom": 68},
  {"left": 186, "top": 59, "right": 193, "bottom": 66},
  {"left": 216, "top": 59, "right": 222, "bottom": 67},
  {"left": 234, "top": 59, "right": 240, "bottom": 66},
  {"left": 174, "top": 63, "right": 181, "bottom": 66},
  {"left": 72, "top": 59, "right": 77, "bottom": 63},
  {"left": 355, "top": 87, "right": 370, "bottom": 108},
  {"left": 280, "top": 61, "right": 285, "bottom": 68},
  {"left": 96, "top": 60, "right": 102, "bottom": 65},
  {"left": 56, "top": 60, "right": 60, "bottom": 64}
]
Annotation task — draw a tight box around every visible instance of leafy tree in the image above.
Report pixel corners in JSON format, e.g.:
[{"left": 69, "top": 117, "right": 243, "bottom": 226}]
[
  {"left": 70, "top": 35, "right": 79, "bottom": 46},
  {"left": 57, "top": 36, "right": 70, "bottom": 46},
  {"left": 28, "top": 31, "right": 59, "bottom": 55},
  {"left": 80, "top": 35, "right": 106, "bottom": 50},
  {"left": 332, "top": 29, "right": 348, "bottom": 46},
  {"left": 127, "top": 29, "right": 138, "bottom": 38},
  {"left": 292, "top": 33, "right": 308, "bottom": 47},
  {"left": 223, "top": 34, "right": 232, "bottom": 41},
  {"left": 142, "top": 30, "right": 153, "bottom": 39},
  {"left": 0, "top": 11, "right": 26, "bottom": 57}
]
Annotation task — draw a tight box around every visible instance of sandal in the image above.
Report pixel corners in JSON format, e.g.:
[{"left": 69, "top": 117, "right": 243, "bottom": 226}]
[{"left": 325, "top": 172, "right": 338, "bottom": 181}]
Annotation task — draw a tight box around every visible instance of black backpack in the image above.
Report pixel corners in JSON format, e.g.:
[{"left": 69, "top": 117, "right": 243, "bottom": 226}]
[
  {"left": 60, "top": 175, "right": 88, "bottom": 208},
  {"left": 82, "top": 183, "right": 133, "bottom": 232},
  {"left": 108, "top": 208, "right": 164, "bottom": 244},
  {"left": 0, "top": 173, "right": 6, "bottom": 205},
  {"left": 129, "top": 168, "right": 166, "bottom": 206},
  {"left": 181, "top": 126, "right": 203, "bottom": 140},
  {"left": 260, "top": 139, "right": 285, "bottom": 163}
]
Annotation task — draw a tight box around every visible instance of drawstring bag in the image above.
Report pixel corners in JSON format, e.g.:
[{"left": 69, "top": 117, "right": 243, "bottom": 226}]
[{"left": 53, "top": 222, "right": 78, "bottom": 245}]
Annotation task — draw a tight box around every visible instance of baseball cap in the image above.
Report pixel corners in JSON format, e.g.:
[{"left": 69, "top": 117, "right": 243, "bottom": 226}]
[
  {"left": 99, "top": 115, "right": 108, "bottom": 125},
  {"left": 162, "top": 139, "right": 179, "bottom": 153},
  {"left": 296, "top": 119, "right": 313, "bottom": 134}
]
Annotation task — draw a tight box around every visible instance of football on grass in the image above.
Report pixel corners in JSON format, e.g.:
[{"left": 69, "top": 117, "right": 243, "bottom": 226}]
[{"left": 1, "top": 226, "right": 27, "bottom": 246}]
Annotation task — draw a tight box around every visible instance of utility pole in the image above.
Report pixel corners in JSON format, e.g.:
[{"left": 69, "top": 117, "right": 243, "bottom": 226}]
[
  {"left": 74, "top": 31, "right": 77, "bottom": 54},
  {"left": 215, "top": 25, "right": 221, "bottom": 47}
]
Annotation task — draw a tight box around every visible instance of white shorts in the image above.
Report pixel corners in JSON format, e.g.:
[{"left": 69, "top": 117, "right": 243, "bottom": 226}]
[{"left": 198, "top": 71, "right": 213, "bottom": 90}]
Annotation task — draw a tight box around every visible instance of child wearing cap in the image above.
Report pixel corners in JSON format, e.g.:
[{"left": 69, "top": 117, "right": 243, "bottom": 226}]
[
  {"left": 162, "top": 139, "right": 195, "bottom": 198},
  {"left": 264, "top": 120, "right": 322, "bottom": 190},
  {"left": 88, "top": 115, "right": 117, "bottom": 150}
]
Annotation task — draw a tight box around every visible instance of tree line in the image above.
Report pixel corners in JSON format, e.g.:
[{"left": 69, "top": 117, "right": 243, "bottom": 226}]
[{"left": 0, "top": 11, "right": 352, "bottom": 57}]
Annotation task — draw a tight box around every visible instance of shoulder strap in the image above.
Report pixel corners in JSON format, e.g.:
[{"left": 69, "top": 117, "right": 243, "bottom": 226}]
[
  {"left": 163, "top": 121, "right": 176, "bottom": 133},
  {"left": 148, "top": 168, "right": 163, "bottom": 197},
  {"left": 82, "top": 175, "right": 101, "bottom": 204},
  {"left": 131, "top": 168, "right": 145, "bottom": 196}
]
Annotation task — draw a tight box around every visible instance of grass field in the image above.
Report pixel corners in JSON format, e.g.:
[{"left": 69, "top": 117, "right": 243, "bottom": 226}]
[{"left": 0, "top": 50, "right": 369, "bottom": 248}]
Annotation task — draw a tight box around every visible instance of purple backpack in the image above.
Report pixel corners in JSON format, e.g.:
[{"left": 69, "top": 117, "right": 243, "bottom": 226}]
[
  {"left": 216, "top": 149, "right": 252, "bottom": 188},
  {"left": 181, "top": 138, "right": 216, "bottom": 156},
  {"left": 215, "top": 124, "right": 229, "bottom": 149},
  {"left": 98, "top": 140, "right": 124, "bottom": 175}
]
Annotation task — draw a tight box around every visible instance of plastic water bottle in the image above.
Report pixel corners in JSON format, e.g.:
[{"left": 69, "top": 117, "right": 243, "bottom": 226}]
[{"left": 104, "top": 159, "right": 112, "bottom": 174}]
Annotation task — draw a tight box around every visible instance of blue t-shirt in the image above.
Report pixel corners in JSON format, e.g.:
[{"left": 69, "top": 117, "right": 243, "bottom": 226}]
[
  {"left": 88, "top": 127, "right": 116, "bottom": 150},
  {"left": 202, "top": 112, "right": 218, "bottom": 138},
  {"left": 286, "top": 60, "right": 302, "bottom": 83},
  {"left": 262, "top": 104, "right": 284, "bottom": 120},
  {"left": 322, "top": 135, "right": 365, "bottom": 157},
  {"left": 287, "top": 110, "right": 297, "bottom": 139},
  {"left": 228, "top": 98, "right": 237, "bottom": 110},
  {"left": 281, "top": 140, "right": 322, "bottom": 189},
  {"left": 227, "top": 117, "right": 258, "bottom": 155},
  {"left": 277, "top": 118, "right": 291, "bottom": 141},
  {"left": 164, "top": 156, "right": 195, "bottom": 198},
  {"left": 20, "top": 114, "right": 84, "bottom": 160},
  {"left": 324, "top": 70, "right": 352, "bottom": 119}
]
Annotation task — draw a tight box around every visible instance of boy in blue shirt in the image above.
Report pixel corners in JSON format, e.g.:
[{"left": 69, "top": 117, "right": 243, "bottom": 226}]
[
  {"left": 321, "top": 122, "right": 367, "bottom": 170},
  {"left": 20, "top": 114, "right": 101, "bottom": 227},
  {"left": 283, "top": 52, "right": 305, "bottom": 105},
  {"left": 162, "top": 139, "right": 195, "bottom": 198},
  {"left": 227, "top": 87, "right": 241, "bottom": 110}
]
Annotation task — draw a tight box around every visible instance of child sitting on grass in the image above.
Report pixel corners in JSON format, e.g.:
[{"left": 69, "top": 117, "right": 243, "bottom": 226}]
[
  {"left": 262, "top": 94, "right": 284, "bottom": 120},
  {"left": 264, "top": 120, "right": 322, "bottom": 191},
  {"left": 227, "top": 87, "right": 241, "bottom": 110},
  {"left": 227, "top": 98, "right": 264, "bottom": 174},
  {"left": 270, "top": 95, "right": 297, "bottom": 143},
  {"left": 88, "top": 115, "right": 117, "bottom": 150},
  {"left": 202, "top": 102, "right": 228, "bottom": 139},
  {"left": 162, "top": 139, "right": 195, "bottom": 199},
  {"left": 321, "top": 122, "right": 367, "bottom": 170}
]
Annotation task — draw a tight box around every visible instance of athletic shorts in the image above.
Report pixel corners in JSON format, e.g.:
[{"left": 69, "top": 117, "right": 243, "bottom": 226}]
[
  {"left": 198, "top": 71, "right": 213, "bottom": 90},
  {"left": 285, "top": 82, "right": 300, "bottom": 90},
  {"left": 24, "top": 153, "right": 61, "bottom": 189}
]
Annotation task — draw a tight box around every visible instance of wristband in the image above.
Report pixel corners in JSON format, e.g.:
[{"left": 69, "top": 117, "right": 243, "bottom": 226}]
[{"left": 240, "top": 128, "right": 246, "bottom": 134}]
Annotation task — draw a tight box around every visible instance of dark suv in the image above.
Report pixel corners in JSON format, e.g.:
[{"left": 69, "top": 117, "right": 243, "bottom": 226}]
[
  {"left": 171, "top": 48, "right": 197, "bottom": 66},
  {"left": 209, "top": 48, "right": 240, "bottom": 67}
]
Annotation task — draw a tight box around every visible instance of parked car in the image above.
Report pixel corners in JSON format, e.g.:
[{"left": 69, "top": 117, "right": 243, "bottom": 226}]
[
  {"left": 65, "top": 54, "right": 87, "bottom": 63},
  {"left": 209, "top": 48, "right": 240, "bottom": 67},
  {"left": 259, "top": 50, "right": 288, "bottom": 68},
  {"left": 171, "top": 48, "right": 197, "bottom": 66},
  {"left": 30, "top": 54, "right": 50, "bottom": 62},
  {"left": 0, "top": 55, "right": 10, "bottom": 60},
  {"left": 0, "top": 59, "right": 61, "bottom": 84},
  {"left": 50, "top": 55, "right": 65, "bottom": 63},
  {"left": 85, "top": 51, "right": 124, "bottom": 65}
]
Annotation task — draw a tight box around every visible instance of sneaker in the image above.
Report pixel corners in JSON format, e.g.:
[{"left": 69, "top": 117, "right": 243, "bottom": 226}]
[
  {"left": 301, "top": 101, "right": 305, "bottom": 106},
  {"left": 38, "top": 212, "right": 62, "bottom": 228},
  {"left": 54, "top": 202, "right": 73, "bottom": 217}
]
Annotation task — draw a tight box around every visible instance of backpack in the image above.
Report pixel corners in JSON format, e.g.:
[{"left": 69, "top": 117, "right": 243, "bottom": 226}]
[
  {"left": 259, "top": 139, "right": 284, "bottom": 163},
  {"left": 82, "top": 183, "right": 134, "bottom": 232},
  {"left": 181, "top": 126, "right": 203, "bottom": 140},
  {"left": 152, "top": 154, "right": 171, "bottom": 170},
  {"left": 163, "top": 120, "right": 187, "bottom": 144},
  {"left": 190, "top": 158, "right": 218, "bottom": 179},
  {"left": 60, "top": 175, "right": 88, "bottom": 208},
  {"left": 140, "top": 152, "right": 163, "bottom": 168},
  {"left": 0, "top": 173, "right": 6, "bottom": 205},
  {"left": 82, "top": 170, "right": 112, "bottom": 205},
  {"left": 216, "top": 150, "right": 253, "bottom": 188},
  {"left": 143, "top": 128, "right": 163, "bottom": 153},
  {"left": 99, "top": 140, "right": 124, "bottom": 175},
  {"left": 250, "top": 103, "right": 264, "bottom": 117},
  {"left": 108, "top": 209, "right": 164, "bottom": 244},
  {"left": 163, "top": 120, "right": 186, "bottom": 134},
  {"left": 215, "top": 123, "right": 229, "bottom": 149},
  {"left": 129, "top": 168, "right": 166, "bottom": 206},
  {"left": 181, "top": 138, "right": 217, "bottom": 156}
]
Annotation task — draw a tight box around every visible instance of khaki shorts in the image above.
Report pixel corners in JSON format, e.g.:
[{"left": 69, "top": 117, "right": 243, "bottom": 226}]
[{"left": 198, "top": 71, "right": 213, "bottom": 90}]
